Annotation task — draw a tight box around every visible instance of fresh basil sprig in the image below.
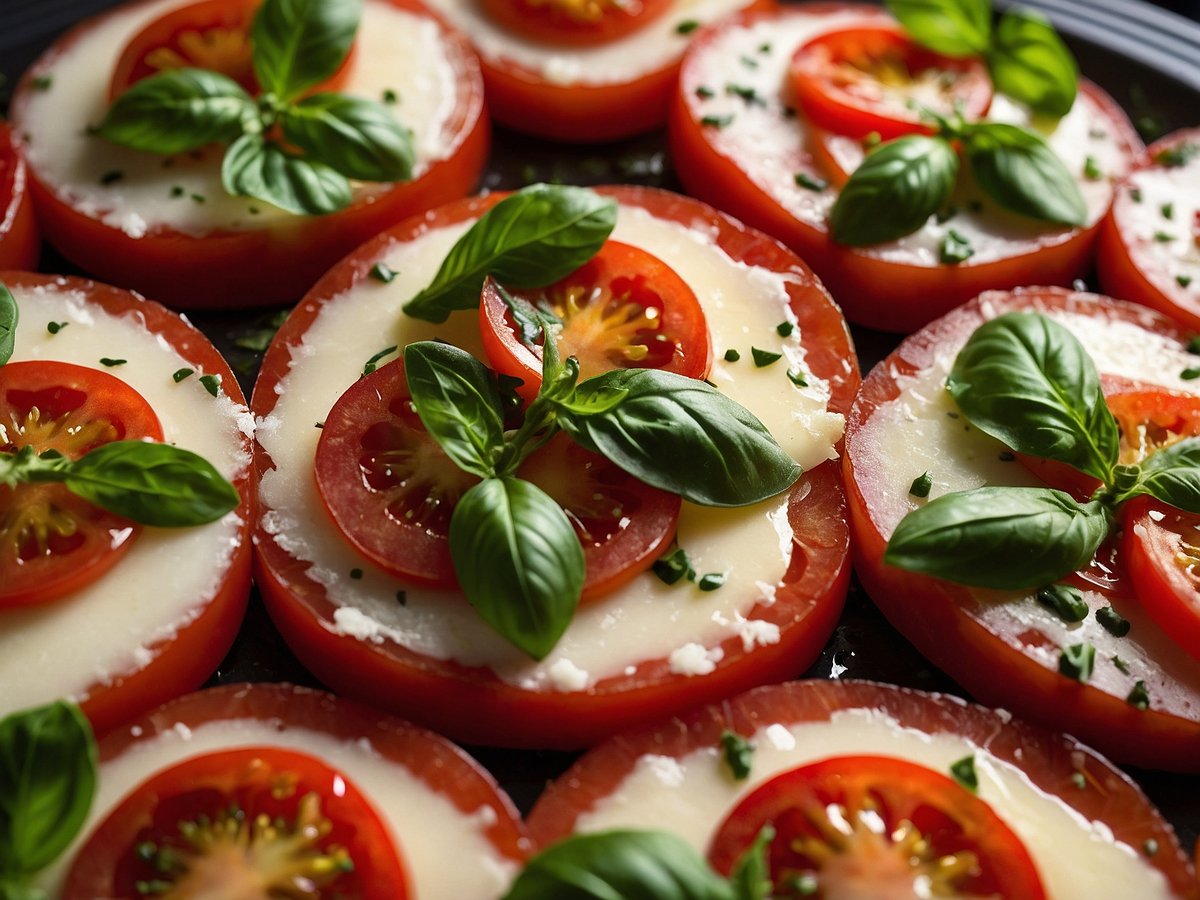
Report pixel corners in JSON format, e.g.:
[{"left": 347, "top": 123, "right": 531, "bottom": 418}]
[
  {"left": 2, "top": 441, "right": 239, "bottom": 527},
  {"left": 887, "top": 311, "right": 1200, "bottom": 590},
  {"left": 403, "top": 185, "right": 617, "bottom": 323},
  {"left": 96, "top": 0, "right": 411, "bottom": 215},
  {"left": 0, "top": 283, "right": 16, "bottom": 367}
]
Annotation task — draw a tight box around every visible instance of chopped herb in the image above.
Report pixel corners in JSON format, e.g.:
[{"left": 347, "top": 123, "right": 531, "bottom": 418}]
[
  {"left": 936, "top": 205, "right": 958, "bottom": 224},
  {"left": 382, "top": 88, "right": 399, "bottom": 104},
  {"left": 1096, "top": 605, "right": 1131, "bottom": 636},
  {"left": 652, "top": 546, "right": 694, "bottom": 585},
  {"left": 725, "top": 83, "right": 764, "bottom": 106},
  {"left": 909, "top": 472, "right": 933, "bottom": 498},
  {"left": 1161, "top": 202, "right": 1175, "bottom": 220},
  {"left": 99, "top": 357, "right": 126, "bottom": 367},
  {"left": 1182, "top": 367, "right": 1200, "bottom": 380},
  {"left": 314, "top": 422, "right": 324, "bottom": 429},
  {"left": 1126, "top": 679, "right": 1150, "bottom": 710},
  {"left": 1143, "top": 839, "right": 1159, "bottom": 857},
  {"left": 1129, "top": 187, "right": 1143, "bottom": 203},
  {"left": 776, "top": 321, "right": 794, "bottom": 338},
  {"left": 31, "top": 75, "right": 53, "bottom": 91},
  {"left": 172, "top": 367, "right": 194, "bottom": 383},
  {"left": 739, "top": 55, "right": 758, "bottom": 69},
  {"left": 787, "top": 368, "right": 808, "bottom": 387},
  {"left": 248, "top": 205, "right": 261, "bottom": 215},
  {"left": 949, "top": 755, "right": 978, "bottom": 792},
  {"left": 1071, "top": 772, "right": 1087, "bottom": 789},
  {"left": 396, "top": 590, "right": 407, "bottom": 605},
  {"left": 939, "top": 229, "right": 974, "bottom": 265},
  {"left": 719, "top": 730, "right": 753, "bottom": 779},
  {"left": 1113, "top": 655, "right": 1132, "bottom": 674},
  {"left": 998, "top": 450, "right": 1016, "bottom": 462},
  {"left": 170, "top": 185, "right": 185, "bottom": 198},
  {"left": 694, "top": 85, "right": 715, "bottom": 100},
  {"left": 370, "top": 262, "right": 396, "bottom": 283},
  {"left": 1154, "top": 231, "right": 1174, "bottom": 243},
  {"left": 750, "top": 346, "right": 782, "bottom": 367},
  {"left": 1083, "top": 155, "right": 1102, "bottom": 180},
  {"left": 99, "top": 169, "right": 124, "bottom": 186},
  {"left": 1035, "top": 583, "right": 1088, "bottom": 623},
  {"left": 362, "top": 345, "right": 398, "bottom": 376},
  {"left": 675, "top": 19, "right": 699, "bottom": 34},
  {"left": 862, "top": 131, "right": 882, "bottom": 149},
  {"left": 793, "top": 171, "right": 827, "bottom": 191},
  {"left": 723, "top": 348, "right": 740, "bottom": 362},
  {"left": 1178, "top": 275, "right": 1193, "bottom": 289},
  {"left": 191, "top": 193, "right": 206, "bottom": 204},
  {"left": 349, "top": 568, "right": 363, "bottom": 580},
  {"left": 700, "top": 114, "right": 733, "bottom": 129},
  {"left": 46, "top": 321, "right": 67, "bottom": 335},
  {"left": 698, "top": 572, "right": 726, "bottom": 591},
  {"left": 1059, "top": 643, "right": 1095, "bottom": 682},
  {"left": 1187, "top": 336, "right": 1200, "bottom": 355},
  {"left": 758, "top": 42, "right": 771, "bottom": 54},
  {"left": 199, "top": 373, "right": 222, "bottom": 397},
  {"left": 1153, "top": 142, "right": 1198, "bottom": 168}
]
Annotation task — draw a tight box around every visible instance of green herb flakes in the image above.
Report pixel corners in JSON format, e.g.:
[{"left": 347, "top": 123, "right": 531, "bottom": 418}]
[
  {"left": 1183, "top": 367, "right": 1200, "bottom": 381},
  {"left": 949, "top": 755, "right": 978, "bottom": 792},
  {"left": 1059, "top": 643, "right": 1095, "bottom": 682},
  {"left": 363, "top": 345, "right": 398, "bottom": 377},
  {"left": 675, "top": 19, "right": 699, "bottom": 34},
  {"left": 1153, "top": 142, "right": 1198, "bottom": 168},
  {"left": 46, "top": 321, "right": 67, "bottom": 335},
  {"left": 99, "top": 357, "right": 126, "bottom": 367},
  {"left": 1083, "top": 155, "right": 1102, "bottom": 180},
  {"left": 720, "top": 730, "right": 753, "bottom": 779},
  {"left": 1161, "top": 202, "right": 1175, "bottom": 220},
  {"left": 1154, "top": 231, "right": 1175, "bottom": 243},
  {"left": 698, "top": 572, "right": 726, "bottom": 591},
  {"left": 1129, "top": 187, "right": 1143, "bottom": 203},
  {"left": 909, "top": 472, "right": 933, "bottom": 498},
  {"left": 725, "top": 84, "right": 763, "bottom": 106},
  {"left": 382, "top": 88, "right": 399, "bottom": 104},
  {"left": 723, "top": 348, "right": 740, "bottom": 362},
  {"left": 700, "top": 114, "right": 733, "bottom": 129},
  {"left": 1096, "top": 605, "right": 1131, "bottom": 636},
  {"left": 170, "top": 185, "right": 185, "bottom": 198},
  {"left": 199, "top": 373, "right": 222, "bottom": 397},
  {"left": 1178, "top": 275, "right": 1194, "bottom": 289},
  {"left": 787, "top": 368, "right": 808, "bottom": 387},
  {"left": 775, "top": 321, "right": 795, "bottom": 338},
  {"left": 1113, "top": 655, "right": 1132, "bottom": 675},
  {"left": 1035, "top": 583, "right": 1088, "bottom": 623},
  {"left": 99, "top": 169, "right": 124, "bottom": 186},
  {"left": 1126, "top": 679, "right": 1150, "bottom": 710},
  {"left": 793, "top": 172, "right": 828, "bottom": 191},
  {"left": 939, "top": 229, "right": 974, "bottom": 265},
  {"left": 349, "top": 568, "right": 363, "bottom": 579},
  {"left": 370, "top": 262, "right": 396, "bottom": 283},
  {"left": 653, "top": 546, "right": 695, "bottom": 585},
  {"left": 172, "top": 367, "right": 194, "bottom": 383},
  {"left": 750, "top": 347, "right": 782, "bottom": 368},
  {"left": 695, "top": 85, "right": 715, "bottom": 100}
]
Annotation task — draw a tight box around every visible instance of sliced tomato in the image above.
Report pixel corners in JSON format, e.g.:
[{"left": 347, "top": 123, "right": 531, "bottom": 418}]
[
  {"left": 790, "top": 23, "right": 991, "bottom": 141},
  {"left": 480, "top": 0, "right": 671, "bottom": 47},
  {"left": 479, "top": 240, "right": 711, "bottom": 399},
  {"left": 1097, "top": 128, "right": 1200, "bottom": 332},
  {"left": 1, "top": 361, "right": 162, "bottom": 608},
  {"left": 0, "top": 124, "right": 38, "bottom": 271},
  {"left": 64, "top": 746, "right": 409, "bottom": 899}
]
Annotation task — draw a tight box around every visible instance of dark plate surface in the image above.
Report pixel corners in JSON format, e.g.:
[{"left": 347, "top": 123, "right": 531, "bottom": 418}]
[{"left": 3, "top": 0, "right": 1199, "bottom": 858}]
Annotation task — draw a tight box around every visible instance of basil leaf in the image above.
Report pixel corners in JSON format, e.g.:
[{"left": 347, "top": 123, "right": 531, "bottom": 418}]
[
  {"left": 885, "top": 0, "right": 991, "bottom": 56},
  {"left": 222, "top": 133, "right": 352, "bottom": 215},
  {"left": 404, "top": 342, "right": 504, "bottom": 478},
  {"left": 0, "top": 446, "right": 71, "bottom": 488},
  {"left": 886, "top": 487, "right": 1111, "bottom": 589},
  {"left": 0, "top": 880, "right": 44, "bottom": 900},
  {"left": 281, "top": 93, "right": 413, "bottom": 182},
  {"left": 1131, "top": 437, "right": 1200, "bottom": 512},
  {"left": 449, "top": 477, "right": 584, "bottom": 660},
  {"left": 403, "top": 184, "right": 617, "bottom": 323},
  {"left": 251, "top": 0, "right": 361, "bottom": 102},
  {"left": 728, "top": 827, "right": 773, "bottom": 900},
  {"left": 503, "top": 830, "right": 737, "bottom": 900},
  {"left": 830, "top": 136, "right": 959, "bottom": 245},
  {"left": 96, "top": 68, "right": 254, "bottom": 155},
  {"left": 0, "top": 283, "right": 16, "bottom": 367},
  {"left": 0, "top": 702, "right": 96, "bottom": 875},
  {"left": 989, "top": 8, "right": 1078, "bottom": 117},
  {"left": 963, "top": 123, "right": 1086, "bottom": 226},
  {"left": 947, "top": 312, "right": 1118, "bottom": 481},
  {"left": 64, "top": 441, "right": 240, "bottom": 527},
  {"left": 557, "top": 369, "right": 801, "bottom": 507}
]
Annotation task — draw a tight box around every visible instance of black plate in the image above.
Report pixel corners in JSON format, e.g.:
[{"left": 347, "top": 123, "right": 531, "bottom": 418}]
[{"left": 3, "top": 0, "right": 1199, "bottom": 857}]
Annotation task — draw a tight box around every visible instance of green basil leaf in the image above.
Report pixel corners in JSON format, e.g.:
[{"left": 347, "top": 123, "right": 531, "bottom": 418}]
[
  {"left": 1131, "top": 437, "right": 1200, "bottom": 512},
  {"left": 281, "top": 93, "right": 413, "bottom": 182},
  {"left": 0, "top": 446, "right": 71, "bottom": 489},
  {"left": 96, "top": 68, "right": 254, "bottom": 155},
  {"left": 64, "top": 441, "right": 240, "bottom": 527},
  {"left": 727, "top": 826, "right": 773, "bottom": 900},
  {"left": 222, "top": 133, "right": 352, "bottom": 215},
  {"left": 885, "top": 0, "right": 991, "bottom": 56},
  {"left": 0, "top": 702, "right": 96, "bottom": 875},
  {"left": 251, "top": 0, "right": 361, "bottom": 101},
  {"left": 403, "top": 184, "right": 617, "bottom": 323},
  {"left": 963, "top": 122, "right": 1086, "bottom": 225},
  {"left": 0, "top": 283, "right": 16, "bottom": 367},
  {"left": 449, "top": 477, "right": 584, "bottom": 660},
  {"left": 830, "top": 136, "right": 959, "bottom": 245},
  {"left": 557, "top": 369, "right": 801, "bottom": 507},
  {"left": 988, "top": 8, "right": 1078, "bottom": 117},
  {"left": 403, "top": 342, "right": 504, "bottom": 478},
  {"left": 885, "top": 487, "right": 1111, "bottom": 589},
  {"left": 0, "top": 880, "right": 45, "bottom": 900},
  {"left": 503, "top": 830, "right": 737, "bottom": 900},
  {"left": 947, "top": 311, "right": 1118, "bottom": 481}
]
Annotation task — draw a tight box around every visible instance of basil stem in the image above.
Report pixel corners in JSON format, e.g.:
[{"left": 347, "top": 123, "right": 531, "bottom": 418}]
[
  {"left": 1124, "top": 437, "right": 1200, "bottom": 511},
  {"left": 0, "top": 283, "right": 16, "bottom": 367},
  {"left": 251, "top": 0, "right": 362, "bottom": 102},
  {"left": 963, "top": 123, "right": 1087, "bottom": 226},
  {"left": 884, "top": 0, "right": 991, "bottom": 57},
  {"left": 988, "top": 8, "right": 1078, "bottom": 118}
]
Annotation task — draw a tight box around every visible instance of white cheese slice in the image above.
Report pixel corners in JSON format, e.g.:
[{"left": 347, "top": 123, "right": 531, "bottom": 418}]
[{"left": 1115, "top": 150, "right": 1200, "bottom": 298}]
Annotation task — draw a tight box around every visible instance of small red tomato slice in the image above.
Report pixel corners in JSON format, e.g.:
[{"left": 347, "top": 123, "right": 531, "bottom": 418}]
[
  {"left": 708, "top": 755, "right": 1046, "bottom": 898},
  {"left": 0, "top": 360, "right": 163, "bottom": 607},
  {"left": 791, "top": 23, "right": 992, "bottom": 141},
  {"left": 63, "top": 746, "right": 409, "bottom": 899},
  {"left": 479, "top": 240, "right": 711, "bottom": 400},
  {"left": 481, "top": 0, "right": 672, "bottom": 47}
]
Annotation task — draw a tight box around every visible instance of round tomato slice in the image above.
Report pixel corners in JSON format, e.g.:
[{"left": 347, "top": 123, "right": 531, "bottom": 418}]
[
  {"left": 790, "top": 23, "right": 992, "bottom": 141},
  {"left": 1, "top": 360, "right": 162, "bottom": 608},
  {"left": 480, "top": 0, "right": 671, "bottom": 47},
  {"left": 479, "top": 240, "right": 711, "bottom": 399},
  {"left": 64, "top": 746, "right": 410, "bottom": 899},
  {"left": 0, "top": 123, "right": 38, "bottom": 271}
]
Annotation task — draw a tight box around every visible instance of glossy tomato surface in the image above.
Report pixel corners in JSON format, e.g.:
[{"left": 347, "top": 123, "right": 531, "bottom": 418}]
[
  {"left": 0, "top": 123, "right": 38, "bottom": 271},
  {"left": 0, "top": 272, "right": 253, "bottom": 737},
  {"left": 844, "top": 287, "right": 1200, "bottom": 771},
  {"left": 10, "top": 0, "right": 488, "bottom": 309},
  {"left": 251, "top": 185, "right": 859, "bottom": 748},
  {"left": 669, "top": 3, "right": 1143, "bottom": 332},
  {"left": 480, "top": 0, "right": 672, "bottom": 47},
  {"left": 527, "top": 680, "right": 1197, "bottom": 898}
]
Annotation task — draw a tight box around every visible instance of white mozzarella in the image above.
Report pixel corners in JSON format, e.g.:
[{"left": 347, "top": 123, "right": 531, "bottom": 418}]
[
  {"left": 256, "top": 202, "right": 844, "bottom": 689},
  {"left": 572, "top": 709, "right": 1173, "bottom": 899},
  {"left": 18, "top": 0, "right": 459, "bottom": 237},
  {"left": 1116, "top": 149, "right": 1200, "bottom": 296},
  {"left": 37, "top": 718, "right": 518, "bottom": 897},
  {"left": 0, "top": 281, "right": 250, "bottom": 716}
]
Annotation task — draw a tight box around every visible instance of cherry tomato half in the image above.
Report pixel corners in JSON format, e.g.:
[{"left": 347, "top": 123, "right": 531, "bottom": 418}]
[
  {"left": 790, "top": 23, "right": 992, "bottom": 141},
  {"left": 479, "top": 240, "right": 711, "bottom": 399},
  {"left": 63, "top": 746, "right": 410, "bottom": 899},
  {"left": 1, "top": 361, "right": 162, "bottom": 608},
  {"left": 480, "top": 0, "right": 672, "bottom": 47}
]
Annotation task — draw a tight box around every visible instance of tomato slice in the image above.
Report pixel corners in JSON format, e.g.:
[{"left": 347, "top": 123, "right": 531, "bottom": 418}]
[
  {"left": 0, "top": 360, "right": 163, "bottom": 608},
  {"left": 480, "top": 0, "right": 671, "bottom": 47},
  {"left": 790, "top": 23, "right": 992, "bottom": 141},
  {"left": 63, "top": 746, "right": 409, "bottom": 899},
  {"left": 0, "top": 123, "right": 38, "bottom": 271},
  {"left": 708, "top": 755, "right": 1045, "bottom": 898},
  {"left": 479, "top": 240, "right": 711, "bottom": 399}
]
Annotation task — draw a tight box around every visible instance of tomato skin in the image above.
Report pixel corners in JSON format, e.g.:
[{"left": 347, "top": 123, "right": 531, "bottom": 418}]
[
  {"left": 481, "top": 0, "right": 672, "bottom": 47},
  {"left": 10, "top": 0, "right": 488, "bottom": 309},
  {"left": 252, "top": 185, "right": 858, "bottom": 749},
  {"left": 0, "top": 272, "right": 253, "bottom": 738},
  {"left": 1122, "top": 497, "right": 1200, "bottom": 664},
  {"left": 843, "top": 286, "right": 1200, "bottom": 771},
  {"left": 0, "top": 123, "right": 39, "bottom": 272}
]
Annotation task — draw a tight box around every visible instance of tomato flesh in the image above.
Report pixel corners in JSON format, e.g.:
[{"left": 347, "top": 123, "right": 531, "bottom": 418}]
[
  {"left": 708, "top": 755, "right": 1045, "bottom": 899},
  {"left": 63, "top": 746, "right": 409, "bottom": 899},
  {"left": 0, "top": 360, "right": 163, "bottom": 608},
  {"left": 481, "top": 0, "right": 671, "bottom": 46}
]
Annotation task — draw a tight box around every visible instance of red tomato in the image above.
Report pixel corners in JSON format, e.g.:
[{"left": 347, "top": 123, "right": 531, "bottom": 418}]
[
  {"left": 0, "top": 123, "right": 39, "bottom": 271},
  {"left": 1097, "top": 128, "right": 1200, "bottom": 332},
  {"left": 0, "top": 272, "right": 253, "bottom": 738},
  {"left": 251, "top": 185, "right": 858, "bottom": 748},
  {"left": 790, "top": 23, "right": 992, "bottom": 141},
  {"left": 10, "top": 0, "right": 488, "bottom": 309},
  {"left": 843, "top": 286, "right": 1200, "bottom": 771},
  {"left": 708, "top": 755, "right": 1045, "bottom": 898},
  {"left": 479, "top": 240, "right": 711, "bottom": 399},
  {"left": 63, "top": 683, "right": 529, "bottom": 897},
  {"left": 64, "top": 746, "right": 410, "bottom": 899},
  {"left": 1, "top": 360, "right": 162, "bottom": 608},
  {"left": 480, "top": 0, "right": 672, "bottom": 47},
  {"left": 669, "top": 4, "right": 1142, "bottom": 333},
  {"left": 527, "top": 680, "right": 1197, "bottom": 897}
]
